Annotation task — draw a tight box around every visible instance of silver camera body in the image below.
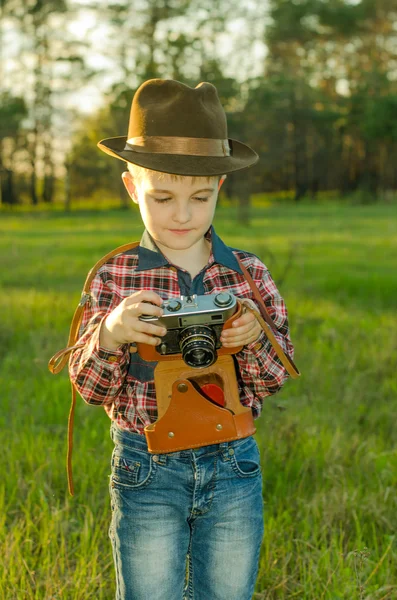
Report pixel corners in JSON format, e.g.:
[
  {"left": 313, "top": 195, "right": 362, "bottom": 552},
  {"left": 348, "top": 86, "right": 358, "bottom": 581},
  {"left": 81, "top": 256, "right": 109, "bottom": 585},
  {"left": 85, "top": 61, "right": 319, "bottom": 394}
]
[{"left": 139, "top": 292, "right": 237, "bottom": 368}]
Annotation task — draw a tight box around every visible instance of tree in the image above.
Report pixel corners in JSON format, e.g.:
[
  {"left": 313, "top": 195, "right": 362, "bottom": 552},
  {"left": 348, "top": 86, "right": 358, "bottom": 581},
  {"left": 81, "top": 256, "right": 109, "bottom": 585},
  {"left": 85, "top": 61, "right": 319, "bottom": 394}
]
[
  {"left": 264, "top": 0, "right": 397, "bottom": 200},
  {"left": 3, "top": 0, "right": 95, "bottom": 204},
  {"left": 0, "top": 93, "right": 28, "bottom": 204}
]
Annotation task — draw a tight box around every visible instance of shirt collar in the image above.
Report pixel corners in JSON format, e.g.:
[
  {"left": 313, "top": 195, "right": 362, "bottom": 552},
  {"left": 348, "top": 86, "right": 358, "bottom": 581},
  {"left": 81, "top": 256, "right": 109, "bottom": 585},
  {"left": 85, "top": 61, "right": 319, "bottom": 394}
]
[
  {"left": 207, "top": 226, "right": 243, "bottom": 274},
  {"left": 136, "top": 226, "right": 243, "bottom": 274},
  {"left": 136, "top": 230, "right": 169, "bottom": 271}
]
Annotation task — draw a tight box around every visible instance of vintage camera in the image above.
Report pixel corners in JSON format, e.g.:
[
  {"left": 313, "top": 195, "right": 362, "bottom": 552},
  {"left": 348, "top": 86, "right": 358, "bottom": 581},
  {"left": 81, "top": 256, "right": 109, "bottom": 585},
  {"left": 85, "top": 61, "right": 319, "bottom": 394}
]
[{"left": 137, "top": 292, "right": 243, "bottom": 368}]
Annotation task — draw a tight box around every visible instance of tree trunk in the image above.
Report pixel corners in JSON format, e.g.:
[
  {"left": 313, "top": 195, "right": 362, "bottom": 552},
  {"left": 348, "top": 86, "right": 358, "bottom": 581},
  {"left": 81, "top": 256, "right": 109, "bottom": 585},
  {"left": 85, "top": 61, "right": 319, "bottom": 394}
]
[
  {"left": 235, "top": 174, "right": 251, "bottom": 226},
  {"left": 1, "top": 168, "right": 17, "bottom": 205},
  {"left": 290, "top": 90, "right": 309, "bottom": 202},
  {"left": 30, "top": 168, "right": 38, "bottom": 205},
  {"left": 64, "top": 160, "right": 71, "bottom": 212},
  {"left": 42, "top": 172, "right": 54, "bottom": 203},
  {"left": 360, "top": 141, "right": 379, "bottom": 200}
]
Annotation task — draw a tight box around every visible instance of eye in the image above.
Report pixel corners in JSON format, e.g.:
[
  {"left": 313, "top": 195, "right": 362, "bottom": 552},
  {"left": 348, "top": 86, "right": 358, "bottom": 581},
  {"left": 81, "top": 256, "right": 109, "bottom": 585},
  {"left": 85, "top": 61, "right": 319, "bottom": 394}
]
[
  {"left": 153, "top": 197, "right": 172, "bottom": 203},
  {"left": 193, "top": 196, "right": 209, "bottom": 202}
]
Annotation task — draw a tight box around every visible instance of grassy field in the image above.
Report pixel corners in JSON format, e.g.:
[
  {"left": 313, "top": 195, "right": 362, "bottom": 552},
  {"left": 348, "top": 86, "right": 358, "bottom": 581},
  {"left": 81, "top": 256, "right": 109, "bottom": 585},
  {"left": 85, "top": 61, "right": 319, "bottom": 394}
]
[{"left": 1, "top": 201, "right": 396, "bottom": 599}]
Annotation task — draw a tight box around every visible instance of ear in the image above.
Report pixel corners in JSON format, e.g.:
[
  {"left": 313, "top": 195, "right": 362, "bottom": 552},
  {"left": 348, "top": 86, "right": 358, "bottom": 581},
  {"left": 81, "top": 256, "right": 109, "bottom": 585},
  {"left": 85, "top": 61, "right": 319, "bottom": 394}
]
[
  {"left": 218, "top": 174, "right": 227, "bottom": 192},
  {"left": 122, "top": 171, "right": 139, "bottom": 204}
]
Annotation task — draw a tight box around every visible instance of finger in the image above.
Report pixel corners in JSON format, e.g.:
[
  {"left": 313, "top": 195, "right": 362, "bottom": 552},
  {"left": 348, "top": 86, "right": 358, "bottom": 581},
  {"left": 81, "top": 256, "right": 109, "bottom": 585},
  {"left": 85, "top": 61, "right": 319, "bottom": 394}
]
[
  {"left": 125, "top": 290, "right": 163, "bottom": 307},
  {"left": 231, "top": 312, "right": 257, "bottom": 329},
  {"left": 133, "top": 321, "right": 167, "bottom": 338},
  {"left": 127, "top": 330, "right": 164, "bottom": 346},
  {"left": 223, "top": 320, "right": 257, "bottom": 338},
  {"left": 222, "top": 333, "right": 260, "bottom": 346},
  {"left": 235, "top": 321, "right": 258, "bottom": 335},
  {"left": 127, "top": 301, "right": 164, "bottom": 318},
  {"left": 221, "top": 323, "right": 261, "bottom": 346}
]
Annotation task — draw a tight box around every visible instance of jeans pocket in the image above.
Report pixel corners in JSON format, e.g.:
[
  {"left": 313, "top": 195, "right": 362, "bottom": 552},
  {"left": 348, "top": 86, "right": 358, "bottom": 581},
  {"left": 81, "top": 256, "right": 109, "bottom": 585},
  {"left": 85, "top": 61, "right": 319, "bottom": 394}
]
[
  {"left": 230, "top": 437, "right": 261, "bottom": 479},
  {"left": 111, "top": 446, "right": 157, "bottom": 490}
]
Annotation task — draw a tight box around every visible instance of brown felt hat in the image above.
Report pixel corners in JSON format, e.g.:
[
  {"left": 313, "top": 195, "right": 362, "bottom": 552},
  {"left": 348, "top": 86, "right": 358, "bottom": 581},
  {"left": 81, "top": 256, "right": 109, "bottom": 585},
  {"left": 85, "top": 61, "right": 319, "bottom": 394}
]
[{"left": 97, "top": 79, "right": 258, "bottom": 176}]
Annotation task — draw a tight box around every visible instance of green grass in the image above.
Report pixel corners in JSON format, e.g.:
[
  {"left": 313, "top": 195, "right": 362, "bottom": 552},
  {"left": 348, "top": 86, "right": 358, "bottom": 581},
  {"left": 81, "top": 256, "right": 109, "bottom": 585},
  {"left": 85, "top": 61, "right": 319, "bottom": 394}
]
[{"left": 1, "top": 202, "right": 397, "bottom": 599}]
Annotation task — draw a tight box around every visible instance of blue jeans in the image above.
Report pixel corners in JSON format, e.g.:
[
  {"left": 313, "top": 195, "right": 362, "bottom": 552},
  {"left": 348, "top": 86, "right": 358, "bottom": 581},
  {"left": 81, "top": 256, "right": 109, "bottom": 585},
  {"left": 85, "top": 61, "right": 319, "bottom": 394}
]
[{"left": 109, "top": 423, "right": 264, "bottom": 600}]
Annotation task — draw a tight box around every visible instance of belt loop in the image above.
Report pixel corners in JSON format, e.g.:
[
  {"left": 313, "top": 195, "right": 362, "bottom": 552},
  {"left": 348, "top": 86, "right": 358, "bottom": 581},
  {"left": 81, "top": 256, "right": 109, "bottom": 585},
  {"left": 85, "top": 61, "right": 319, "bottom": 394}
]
[{"left": 219, "top": 441, "right": 230, "bottom": 460}]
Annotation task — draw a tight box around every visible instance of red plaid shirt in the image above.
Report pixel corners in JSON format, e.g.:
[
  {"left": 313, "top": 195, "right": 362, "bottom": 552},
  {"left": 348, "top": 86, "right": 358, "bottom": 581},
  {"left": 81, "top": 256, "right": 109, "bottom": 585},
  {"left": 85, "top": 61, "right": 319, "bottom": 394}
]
[{"left": 69, "top": 226, "right": 295, "bottom": 433}]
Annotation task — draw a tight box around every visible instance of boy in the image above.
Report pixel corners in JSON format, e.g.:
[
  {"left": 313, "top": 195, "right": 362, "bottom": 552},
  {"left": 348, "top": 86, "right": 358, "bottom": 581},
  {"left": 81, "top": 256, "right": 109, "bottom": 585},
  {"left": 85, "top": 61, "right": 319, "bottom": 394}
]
[{"left": 69, "top": 79, "right": 295, "bottom": 600}]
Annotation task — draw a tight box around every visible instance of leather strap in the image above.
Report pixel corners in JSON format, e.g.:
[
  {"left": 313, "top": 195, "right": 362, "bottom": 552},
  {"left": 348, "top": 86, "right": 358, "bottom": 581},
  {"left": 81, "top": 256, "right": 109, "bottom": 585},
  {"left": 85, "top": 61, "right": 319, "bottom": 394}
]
[
  {"left": 67, "top": 383, "right": 77, "bottom": 495},
  {"left": 126, "top": 136, "right": 231, "bottom": 157},
  {"left": 235, "top": 256, "right": 300, "bottom": 379},
  {"left": 48, "top": 240, "right": 300, "bottom": 495},
  {"left": 48, "top": 241, "right": 140, "bottom": 495},
  {"left": 48, "top": 240, "right": 140, "bottom": 375}
]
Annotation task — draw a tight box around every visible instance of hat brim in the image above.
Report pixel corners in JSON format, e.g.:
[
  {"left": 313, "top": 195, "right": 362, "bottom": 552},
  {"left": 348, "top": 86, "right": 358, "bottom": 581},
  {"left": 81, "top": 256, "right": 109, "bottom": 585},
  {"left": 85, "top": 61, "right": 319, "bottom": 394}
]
[{"left": 97, "top": 136, "right": 258, "bottom": 176}]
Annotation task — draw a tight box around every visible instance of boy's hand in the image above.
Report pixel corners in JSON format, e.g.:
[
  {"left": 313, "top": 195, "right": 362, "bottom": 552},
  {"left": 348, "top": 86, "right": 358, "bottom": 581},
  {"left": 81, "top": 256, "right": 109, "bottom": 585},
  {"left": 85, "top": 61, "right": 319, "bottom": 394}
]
[
  {"left": 99, "top": 291, "right": 167, "bottom": 351},
  {"left": 220, "top": 299, "right": 262, "bottom": 348}
]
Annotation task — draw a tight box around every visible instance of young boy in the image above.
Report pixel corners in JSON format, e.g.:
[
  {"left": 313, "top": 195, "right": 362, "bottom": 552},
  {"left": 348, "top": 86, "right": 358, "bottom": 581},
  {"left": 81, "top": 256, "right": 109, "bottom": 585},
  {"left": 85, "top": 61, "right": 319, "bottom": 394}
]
[{"left": 69, "top": 79, "right": 295, "bottom": 600}]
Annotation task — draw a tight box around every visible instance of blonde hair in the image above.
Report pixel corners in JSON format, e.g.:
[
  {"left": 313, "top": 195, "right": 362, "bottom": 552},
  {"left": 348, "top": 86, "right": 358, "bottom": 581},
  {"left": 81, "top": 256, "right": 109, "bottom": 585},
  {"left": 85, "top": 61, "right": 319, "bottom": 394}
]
[{"left": 127, "top": 163, "right": 223, "bottom": 185}]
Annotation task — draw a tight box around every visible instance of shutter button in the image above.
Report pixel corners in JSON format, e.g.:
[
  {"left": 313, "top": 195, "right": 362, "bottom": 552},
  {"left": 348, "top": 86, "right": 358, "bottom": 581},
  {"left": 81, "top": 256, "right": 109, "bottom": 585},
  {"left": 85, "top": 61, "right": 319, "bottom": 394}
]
[{"left": 167, "top": 298, "right": 182, "bottom": 311}]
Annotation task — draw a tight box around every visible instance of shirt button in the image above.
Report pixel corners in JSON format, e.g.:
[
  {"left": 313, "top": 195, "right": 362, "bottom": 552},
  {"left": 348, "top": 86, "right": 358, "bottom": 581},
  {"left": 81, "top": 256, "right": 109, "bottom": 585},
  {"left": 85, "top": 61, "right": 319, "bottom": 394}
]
[
  {"left": 253, "top": 343, "right": 262, "bottom": 352},
  {"left": 108, "top": 355, "right": 119, "bottom": 363},
  {"left": 169, "top": 266, "right": 177, "bottom": 272}
]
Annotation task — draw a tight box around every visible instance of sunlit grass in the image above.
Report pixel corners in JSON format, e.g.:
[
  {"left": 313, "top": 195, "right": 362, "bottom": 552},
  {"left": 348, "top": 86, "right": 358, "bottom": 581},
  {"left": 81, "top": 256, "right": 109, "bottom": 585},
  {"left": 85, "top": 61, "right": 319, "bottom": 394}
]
[{"left": 1, "top": 202, "right": 397, "bottom": 598}]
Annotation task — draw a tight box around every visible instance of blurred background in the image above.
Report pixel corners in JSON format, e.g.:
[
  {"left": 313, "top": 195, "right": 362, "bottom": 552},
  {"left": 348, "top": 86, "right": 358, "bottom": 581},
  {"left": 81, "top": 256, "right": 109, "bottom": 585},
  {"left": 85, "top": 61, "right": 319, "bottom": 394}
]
[
  {"left": 2, "top": 2, "right": 397, "bottom": 598},
  {"left": 2, "top": 0, "right": 397, "bottom": 215}
]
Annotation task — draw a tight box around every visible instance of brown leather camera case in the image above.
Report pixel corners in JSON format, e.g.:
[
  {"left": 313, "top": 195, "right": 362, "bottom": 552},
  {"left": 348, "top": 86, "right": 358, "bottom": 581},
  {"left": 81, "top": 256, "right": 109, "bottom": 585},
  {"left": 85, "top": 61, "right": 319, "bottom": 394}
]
[{"left": 144, "top": 354, "right": 256, "bottom": 453}]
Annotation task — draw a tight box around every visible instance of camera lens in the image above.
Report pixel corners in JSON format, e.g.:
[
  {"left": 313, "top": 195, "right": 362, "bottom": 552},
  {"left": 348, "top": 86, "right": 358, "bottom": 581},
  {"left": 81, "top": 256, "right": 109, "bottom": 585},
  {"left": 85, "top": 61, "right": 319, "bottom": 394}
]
[
  {"left": 191, "top": 349, "right": 206, "bottom": 362},
  {"left": 179, "top": 326, "right": 217, "bottom": 368}
]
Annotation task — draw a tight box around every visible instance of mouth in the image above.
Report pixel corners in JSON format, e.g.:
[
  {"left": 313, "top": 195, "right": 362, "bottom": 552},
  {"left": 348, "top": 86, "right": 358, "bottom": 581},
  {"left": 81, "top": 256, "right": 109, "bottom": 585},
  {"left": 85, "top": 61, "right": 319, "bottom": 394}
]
[{"left": 169, "top": 229, "right": 192, "bottom": 234}]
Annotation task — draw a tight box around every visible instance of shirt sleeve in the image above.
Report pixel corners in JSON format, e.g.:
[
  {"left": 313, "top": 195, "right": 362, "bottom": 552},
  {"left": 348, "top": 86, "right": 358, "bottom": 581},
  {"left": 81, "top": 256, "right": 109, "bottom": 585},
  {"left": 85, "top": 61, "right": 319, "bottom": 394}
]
[
  {"left": 68, "top": 270, "right": 131, "bottom": 406},
  {"left": 233, "top": 260, "right": 295, "bottom": 417}
]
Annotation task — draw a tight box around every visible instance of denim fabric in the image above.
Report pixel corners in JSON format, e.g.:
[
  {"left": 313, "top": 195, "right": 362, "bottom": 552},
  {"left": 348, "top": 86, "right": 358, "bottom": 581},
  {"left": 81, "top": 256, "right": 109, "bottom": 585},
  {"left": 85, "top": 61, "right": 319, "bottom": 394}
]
[
  {"left": 109, "top": 423, "right": 264, "bottom": 600},
  {"left": 128, "top": 351, "right": 158, "bottom": 382}
]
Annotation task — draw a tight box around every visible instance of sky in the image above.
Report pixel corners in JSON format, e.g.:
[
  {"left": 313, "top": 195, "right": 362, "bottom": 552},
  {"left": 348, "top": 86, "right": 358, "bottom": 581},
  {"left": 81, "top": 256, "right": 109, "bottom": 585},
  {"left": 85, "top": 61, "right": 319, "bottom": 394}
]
[
  {"left": 64, "top": 8, "right": 268, "bottom": 113},
  {"left": 2, "top": 3, "right": 268, "bottom": 115},
  {"left": 1, "top": 2, "right": 270, "bottom": 172},
  {"left": 1, "top": 0, "right": 367, "bottom": 174}
]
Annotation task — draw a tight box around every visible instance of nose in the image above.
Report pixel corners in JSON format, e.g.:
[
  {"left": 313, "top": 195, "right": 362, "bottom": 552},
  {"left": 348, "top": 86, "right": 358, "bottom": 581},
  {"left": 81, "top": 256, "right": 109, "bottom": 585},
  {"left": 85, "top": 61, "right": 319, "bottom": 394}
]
[{"left": 172, "top": 201, "right": 191, "bottom": 225}]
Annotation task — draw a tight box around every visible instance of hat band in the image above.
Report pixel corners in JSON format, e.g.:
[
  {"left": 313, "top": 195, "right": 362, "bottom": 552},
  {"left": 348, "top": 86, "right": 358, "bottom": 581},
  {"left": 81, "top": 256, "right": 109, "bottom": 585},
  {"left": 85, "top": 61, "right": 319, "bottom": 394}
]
[{"left": 125, "top": 136, "right": 230, "bottom": 157}]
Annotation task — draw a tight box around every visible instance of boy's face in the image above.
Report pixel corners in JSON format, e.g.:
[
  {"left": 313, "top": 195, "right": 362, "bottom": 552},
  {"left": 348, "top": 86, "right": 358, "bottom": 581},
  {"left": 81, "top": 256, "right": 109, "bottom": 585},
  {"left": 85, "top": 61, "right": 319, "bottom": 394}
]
[{"left": 122, "top": 170, "right": 223, "bottom": 255}]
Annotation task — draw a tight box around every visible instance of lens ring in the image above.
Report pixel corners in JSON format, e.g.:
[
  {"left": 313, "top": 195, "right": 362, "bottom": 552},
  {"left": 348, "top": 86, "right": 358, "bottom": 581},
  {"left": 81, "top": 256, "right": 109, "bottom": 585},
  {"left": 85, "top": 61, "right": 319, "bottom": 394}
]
[{"left": 179, "top": 326, "right": 217, "bottom": 368}]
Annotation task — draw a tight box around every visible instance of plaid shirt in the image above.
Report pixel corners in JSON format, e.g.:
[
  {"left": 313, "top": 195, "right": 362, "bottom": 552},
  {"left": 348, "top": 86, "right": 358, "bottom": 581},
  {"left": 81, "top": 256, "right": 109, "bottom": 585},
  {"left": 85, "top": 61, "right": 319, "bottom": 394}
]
[{"left": 69, "top": 226, "right": 294, "bottom": 433}]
